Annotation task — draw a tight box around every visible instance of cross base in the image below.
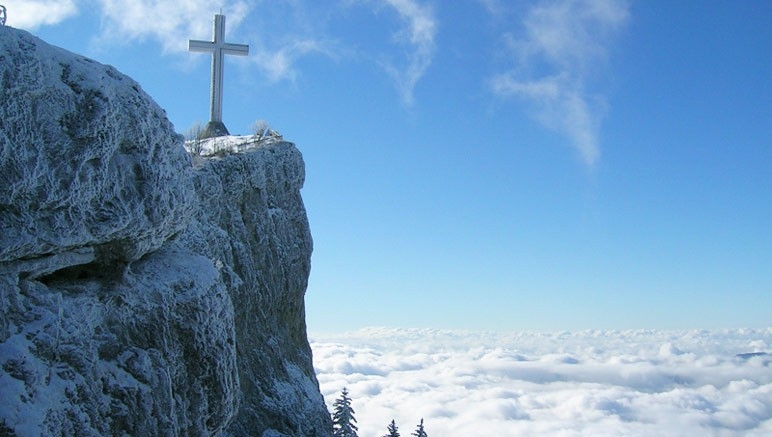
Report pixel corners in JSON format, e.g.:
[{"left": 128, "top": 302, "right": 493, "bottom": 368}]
[{"left": 199, "top": 121, "right": 231, "bottom": 139}]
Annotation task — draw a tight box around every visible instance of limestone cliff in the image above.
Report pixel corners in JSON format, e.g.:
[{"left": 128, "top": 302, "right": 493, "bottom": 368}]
[{"left": 0, "top": 26, "right": 330, "bottom": 436}]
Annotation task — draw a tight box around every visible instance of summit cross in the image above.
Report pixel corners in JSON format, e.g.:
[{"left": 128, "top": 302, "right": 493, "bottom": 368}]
[{"left": 189, "top": 14, "right": 249, "bottom": 138}]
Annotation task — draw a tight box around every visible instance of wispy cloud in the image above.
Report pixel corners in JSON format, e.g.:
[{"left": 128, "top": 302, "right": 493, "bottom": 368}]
[
  {"left": 476, "top": 0, "right": 506, "bottom": 17},
  {"left": 378, "top": 0, "right": 437, "bottom": 106},
  {"left": 94, "top": 0, "right": 251, "bottom": 53},
  {"left": 250, "top": 38, "right": 333, "bottom": 83},
  {"left": 97, "top": 0, "right": 339, "bottom": 84},
  {"left": 10, "top": 0, "right": 433, "bottom": 96},
  {"left": 313, "top": 327, "right": 772, "bottom": 436},
  {"left": 491, "top": 72, "right": 603, "bottom": 164},
  {"left": 488, "top": 0, "right": 629, "bottom": 166},
  {"left": 5, "top": 0, "right": 254, "bottom": 54},
  {"left": 4, "top": 0, "right": 78, "bottom": 30},
  {"left": 22, "top": 0, "right": 334, "bottom": 83}
]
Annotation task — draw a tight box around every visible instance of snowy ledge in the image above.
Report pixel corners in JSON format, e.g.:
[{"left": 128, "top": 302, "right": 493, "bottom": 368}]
[{"left": 183, "top": 133, "right": 284, "bottom": 159}]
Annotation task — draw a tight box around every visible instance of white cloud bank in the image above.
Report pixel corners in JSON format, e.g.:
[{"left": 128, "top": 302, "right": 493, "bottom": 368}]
[
  {"left": 312, "top": 327, "right": 772, "bottom": 436},
  {"left": 489, "top": 0, "right": 629, "bottom": 166}
]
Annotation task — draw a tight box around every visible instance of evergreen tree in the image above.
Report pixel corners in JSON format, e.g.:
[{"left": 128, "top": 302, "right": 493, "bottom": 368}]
[
  {"left": 331, "top": 387, "right": 358, "bottom": 437},
  {"left": 411, "top": 418, "right": 428, "bottom": 437},
  {"left": 382, "top": 419, "right": 400, "bottom": 437}
]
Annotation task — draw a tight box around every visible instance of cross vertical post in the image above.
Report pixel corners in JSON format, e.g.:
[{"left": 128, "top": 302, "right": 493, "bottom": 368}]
[{"left": 189, "top": 14, "right": 249, "bottom": 138}]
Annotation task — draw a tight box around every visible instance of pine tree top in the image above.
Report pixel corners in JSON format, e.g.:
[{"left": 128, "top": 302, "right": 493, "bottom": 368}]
[
  {"left": 411, "top": 418, "right": 428, "bottom": 437},
  {"left": 332, "top": 388, "right": 358, "bottom": 437},
  {"left": 382, "top": 419, "right": 400, "bottom": 437}
]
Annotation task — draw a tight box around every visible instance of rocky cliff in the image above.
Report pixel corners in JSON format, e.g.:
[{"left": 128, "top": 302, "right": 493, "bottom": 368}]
[{"left": 0, "top": 26, "right": 330, "bottom": 436}]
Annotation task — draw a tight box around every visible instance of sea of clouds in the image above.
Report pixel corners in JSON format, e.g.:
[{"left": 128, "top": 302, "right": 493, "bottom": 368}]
[{"left": 311, "top": 327, "right": 772, "bottom": 436}]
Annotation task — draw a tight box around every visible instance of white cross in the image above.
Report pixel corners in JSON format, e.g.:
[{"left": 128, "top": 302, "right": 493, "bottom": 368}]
[{"left": 188, "top": 14, "right": 249, "bottom": 124}]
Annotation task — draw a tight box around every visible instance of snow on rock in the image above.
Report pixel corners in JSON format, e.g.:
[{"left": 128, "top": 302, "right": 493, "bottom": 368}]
[
  {"left": 0, "top": 26, "right": 192, "bottom": 271},
  {"left": 0, "top": 26, "right": 330, "bottom": 436},
  {"left": 183, "top": 133, "right": 284, "bottom": 158},
  {"left": 180, "top": 141, "right": 331, "bottom": 436}
]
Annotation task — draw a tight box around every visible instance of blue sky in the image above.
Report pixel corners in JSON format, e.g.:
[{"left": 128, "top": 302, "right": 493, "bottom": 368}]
[{"left": 11, "top": 0, "right": 771, "bottom": 332}]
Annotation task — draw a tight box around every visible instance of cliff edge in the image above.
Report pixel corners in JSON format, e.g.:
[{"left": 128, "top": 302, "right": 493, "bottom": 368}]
[{"left": 0, "top": 26, "right": 330, "bottom": 436}]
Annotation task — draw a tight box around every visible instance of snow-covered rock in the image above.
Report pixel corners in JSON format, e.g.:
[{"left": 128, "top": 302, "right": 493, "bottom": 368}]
[
  {"left": 180, "top": 143, "right": 329, "bottom": 436},
  {"left": 0, "top": 26, "right": 330, "bottom": 436},
  {"left": 0, "top": 27, "right": 192, "bottom": 272}
]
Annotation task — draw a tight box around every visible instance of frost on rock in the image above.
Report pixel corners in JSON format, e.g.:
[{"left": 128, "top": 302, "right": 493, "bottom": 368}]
[
  {"left": 180, "top": 142, "right": 331, "bottom": 436},
  {"left": 0, "top": 26, "right": 330, "bottom": 436},
  {"left": 0, "top": 27, "right": 192, "bottom": 270}
]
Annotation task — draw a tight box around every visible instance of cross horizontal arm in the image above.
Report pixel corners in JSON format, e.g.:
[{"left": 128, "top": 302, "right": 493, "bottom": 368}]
[
  {"left": 189, "top": 40, "right": 215, "bottom": 52},
  {"left": 222, "top": 43, "right": 249, "bottom": 56}
]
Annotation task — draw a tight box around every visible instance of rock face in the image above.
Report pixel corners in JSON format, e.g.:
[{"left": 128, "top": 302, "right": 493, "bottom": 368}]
[
  {"left": 0, "top": 27, "right": 192, "bottom": 271},
  {"left": 0, "top": 26, "right": 330, "bottom": 436},
  {"left": 182, "top": 144, "right": 328, "bottom": 436}
]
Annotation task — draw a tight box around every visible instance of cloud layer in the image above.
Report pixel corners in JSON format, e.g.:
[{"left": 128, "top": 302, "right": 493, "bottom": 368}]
[
  {"left": 489, "top": 0, "right": 629, "bottom": 166},
  {"left": 312, "top": 327, "right": 772, "bottom": 436}
]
